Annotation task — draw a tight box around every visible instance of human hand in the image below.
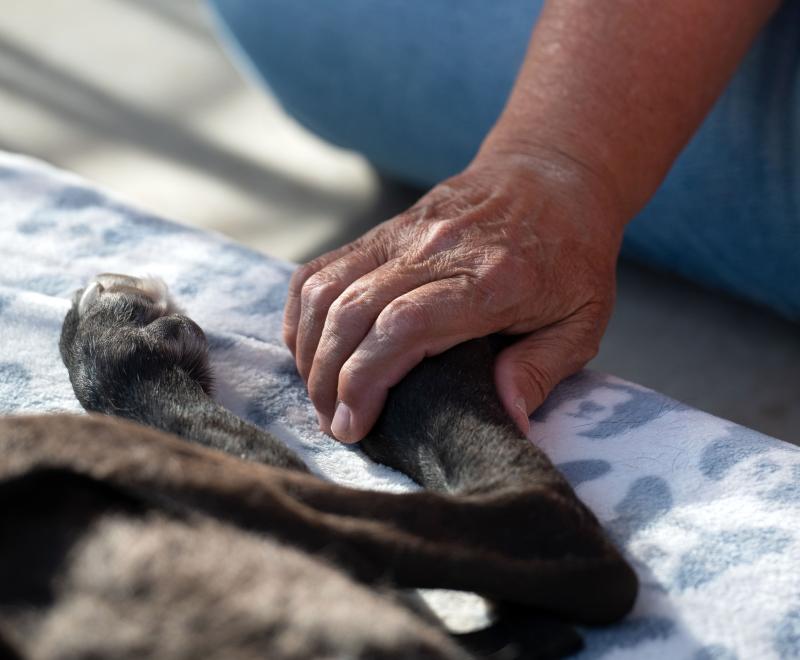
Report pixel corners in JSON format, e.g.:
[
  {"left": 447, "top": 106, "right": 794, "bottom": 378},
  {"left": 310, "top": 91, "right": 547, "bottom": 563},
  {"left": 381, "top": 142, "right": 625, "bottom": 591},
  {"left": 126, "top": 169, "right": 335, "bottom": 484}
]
[{"left": 283, "top": 150, "right": 625, "bottom": 442}]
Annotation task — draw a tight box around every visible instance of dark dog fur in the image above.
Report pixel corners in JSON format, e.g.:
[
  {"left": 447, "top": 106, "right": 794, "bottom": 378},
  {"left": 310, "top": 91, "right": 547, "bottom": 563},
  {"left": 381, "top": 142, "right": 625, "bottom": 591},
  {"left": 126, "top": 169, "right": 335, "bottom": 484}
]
[{"left": 0, "top": 274, "right": 637, "bottom": 659}]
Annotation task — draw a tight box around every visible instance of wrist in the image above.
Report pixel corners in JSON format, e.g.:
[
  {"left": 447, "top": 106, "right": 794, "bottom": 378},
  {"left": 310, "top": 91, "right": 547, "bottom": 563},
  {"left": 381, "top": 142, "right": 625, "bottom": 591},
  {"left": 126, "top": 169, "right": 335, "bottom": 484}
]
[{"left": 472, "top": 134, "right": 629, "bottom": 233}]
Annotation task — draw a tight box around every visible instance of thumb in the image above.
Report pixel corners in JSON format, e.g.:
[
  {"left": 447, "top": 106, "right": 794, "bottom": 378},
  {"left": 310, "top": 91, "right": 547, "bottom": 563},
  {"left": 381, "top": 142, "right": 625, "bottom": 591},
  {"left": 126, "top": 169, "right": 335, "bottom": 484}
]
[{"left": 494, "top": 319, "right": 599, "bottom": 435}]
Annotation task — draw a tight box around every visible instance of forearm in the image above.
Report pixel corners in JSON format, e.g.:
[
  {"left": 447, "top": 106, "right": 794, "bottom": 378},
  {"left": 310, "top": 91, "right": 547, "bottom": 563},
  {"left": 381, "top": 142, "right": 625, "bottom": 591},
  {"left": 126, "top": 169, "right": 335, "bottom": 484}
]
[{"left": 480, "top": 0, "right": 781, "bottom": 217}]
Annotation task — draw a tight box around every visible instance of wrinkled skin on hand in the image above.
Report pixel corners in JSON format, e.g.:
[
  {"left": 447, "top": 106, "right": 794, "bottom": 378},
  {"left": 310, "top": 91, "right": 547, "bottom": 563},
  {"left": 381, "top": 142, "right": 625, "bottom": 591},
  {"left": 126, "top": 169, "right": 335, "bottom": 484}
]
[{"left": 283, "top": 152, "right": 625, "bottom": 443}]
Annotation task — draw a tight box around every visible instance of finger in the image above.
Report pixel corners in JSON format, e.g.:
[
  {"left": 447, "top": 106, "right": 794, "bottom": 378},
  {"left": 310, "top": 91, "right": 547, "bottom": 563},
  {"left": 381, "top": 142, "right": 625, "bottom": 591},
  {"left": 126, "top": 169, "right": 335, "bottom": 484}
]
[
  {"left": 283, "top": 243, "right": 358, "bottom": 356},
  {"left": 307, "top": 260, "right": 438, "bottom": 429},
  {"left": 330, "top": 280, "right": 495, "bottom": 443},
  {"left": 293, "top": 245, "right": 386, "bottom": 384},
  {"left": 493, "top": 314, "right": 600, "bottom": 436}
]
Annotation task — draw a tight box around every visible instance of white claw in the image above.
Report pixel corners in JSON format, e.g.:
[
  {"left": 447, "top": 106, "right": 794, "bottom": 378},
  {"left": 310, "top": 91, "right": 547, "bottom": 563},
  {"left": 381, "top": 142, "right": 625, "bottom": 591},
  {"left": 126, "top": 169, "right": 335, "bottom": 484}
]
[{"left": 78, "top": 280, "right": 103, "bottom": 316}]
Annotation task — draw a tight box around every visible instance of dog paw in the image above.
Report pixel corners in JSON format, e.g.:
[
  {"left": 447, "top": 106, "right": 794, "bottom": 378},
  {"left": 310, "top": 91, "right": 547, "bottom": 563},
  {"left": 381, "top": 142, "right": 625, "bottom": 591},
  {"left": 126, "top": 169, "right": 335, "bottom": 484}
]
[{"left": 60, "top": 273, "right": 212, "bottom": 412}]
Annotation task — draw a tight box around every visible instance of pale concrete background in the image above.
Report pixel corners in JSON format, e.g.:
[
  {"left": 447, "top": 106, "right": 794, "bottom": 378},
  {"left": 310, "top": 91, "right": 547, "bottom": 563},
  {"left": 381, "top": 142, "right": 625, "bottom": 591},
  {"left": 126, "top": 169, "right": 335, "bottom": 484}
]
[{"left": 1, "top": 0, "right": 797, "bottom": 443}]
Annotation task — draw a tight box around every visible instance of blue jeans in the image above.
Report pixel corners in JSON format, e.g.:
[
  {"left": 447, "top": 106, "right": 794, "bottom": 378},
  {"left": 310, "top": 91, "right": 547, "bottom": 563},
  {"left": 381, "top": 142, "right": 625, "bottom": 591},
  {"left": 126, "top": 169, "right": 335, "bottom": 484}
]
[{"left": 208, "top": 0, "right": 800, "bottom": 320}]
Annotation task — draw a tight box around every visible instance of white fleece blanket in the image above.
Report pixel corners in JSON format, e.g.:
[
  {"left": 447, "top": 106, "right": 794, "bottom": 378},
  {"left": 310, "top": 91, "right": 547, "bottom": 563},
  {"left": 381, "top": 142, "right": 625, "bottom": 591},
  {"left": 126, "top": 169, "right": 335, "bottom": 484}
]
[{"left": 0, "top": 151, "right": 798, "bottom": 659}]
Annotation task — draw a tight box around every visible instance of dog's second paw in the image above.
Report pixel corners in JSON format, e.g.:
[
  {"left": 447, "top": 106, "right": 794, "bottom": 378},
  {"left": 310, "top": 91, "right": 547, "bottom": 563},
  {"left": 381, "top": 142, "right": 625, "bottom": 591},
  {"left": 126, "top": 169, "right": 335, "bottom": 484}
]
[{"left": 60, "top": 273, "right": 212, "bottom": 412}]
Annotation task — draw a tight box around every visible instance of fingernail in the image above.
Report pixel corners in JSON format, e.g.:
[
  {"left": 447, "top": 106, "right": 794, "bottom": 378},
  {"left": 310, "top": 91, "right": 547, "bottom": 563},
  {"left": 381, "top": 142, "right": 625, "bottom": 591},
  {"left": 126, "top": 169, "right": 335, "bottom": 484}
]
[
  {"left": 514, "top": 397, "right": 531, "bottom": 435},
  {"left": 331, "top": 402, "right": 353, "bottom": 442}
]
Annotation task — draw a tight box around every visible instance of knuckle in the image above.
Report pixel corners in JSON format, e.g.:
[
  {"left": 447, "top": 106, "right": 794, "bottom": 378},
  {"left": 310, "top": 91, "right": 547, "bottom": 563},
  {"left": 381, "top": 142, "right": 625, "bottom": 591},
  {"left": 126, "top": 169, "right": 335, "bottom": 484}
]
[
  {"left": 300, "top": 272, "right": 340, "bottom": 310},
  {"left": 289, "top": 262, "right": 319, "bottom": 294},
  {"left": 326, "top": 287, "right": 368, "bottom": 329},
  {"left": 424, "top": 219, "right": 461, "bottom": 252},
  {"left": 398, "top": 219, "right": 462, "bottom": 266},
  {"left": 375, "top": 297, "right": 428, "bottom": 342}
]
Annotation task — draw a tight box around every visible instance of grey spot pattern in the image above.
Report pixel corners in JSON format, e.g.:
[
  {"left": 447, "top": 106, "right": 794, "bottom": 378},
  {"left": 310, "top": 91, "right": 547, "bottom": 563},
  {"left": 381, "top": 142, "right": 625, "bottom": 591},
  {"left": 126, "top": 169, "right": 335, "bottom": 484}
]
[
  {"left": 12, "top": 274, "right": 75, "bottom": 297},
  {"left": 533, "top": 371, "right": 608, "bottom": 422},
  {"left": 68, "top": 223, "right": 91, "bottom": 238},
  {"left": 699, "top": 427, "right": 770, "bottom": 481},
  {"left": 206, "top": 332, "right": 239, "bottom": 353},
  {"left": 17, "top": 214, "right": 57, "bottom": 235},
  {"left": 173, "top": 279, "right": 200, "bottom": 298},
  {"left": 693, "top": 644, "right": 738, "bottom": 660},
  {"left": 535, "top": 371, "right": 688, "bottom": 439},
  {"left": 55, "top": 184, "right": 187, "bottom": 236},
  {"left": 579, "top": 385, "right": 687, "bottom": 439},
  {"left": 609, "top": 476, "right": 673, "bottom": 543},
  {"left": 750, "top": 459, "right": 781, "bottom": 478},
  {"left": 100, "top": 216, "right": 181, "bottom": 247},
  {"left": 579, "top": 616, "right": 674, "bottom": 659},
  {"left": 557, "top": 459, "right": 612, "bottom": 487},
  {"left": 122, "top": 206, "right": 191, "bottom": 234},
  {"left": 243, "top": 283, "right": 288, "bottom": 317},
  {"left": 568, "top": 400, "right": 604, "bottom": 419},
  {"left": 56, "top": 185, "right": 105, "bottom": 210},
  {"left": 0, "top": 362, "right": 31, "bottom": 411},
  {"left": 762, "top": 464, "right": 800, "bottom": 504},
  {"left": 775, "top": 608, "right": 800, "bottom": 659},
  {"left": 675, "top": 527, "right": 792, "bottom": 590}
]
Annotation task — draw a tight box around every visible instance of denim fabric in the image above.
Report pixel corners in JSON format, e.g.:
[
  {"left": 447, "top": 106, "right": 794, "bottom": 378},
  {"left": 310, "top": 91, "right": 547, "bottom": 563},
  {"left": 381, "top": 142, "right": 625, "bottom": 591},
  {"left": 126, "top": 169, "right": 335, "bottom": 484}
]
[{"left": 208, "top": 0, "right": 800, "bottom": 319}]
